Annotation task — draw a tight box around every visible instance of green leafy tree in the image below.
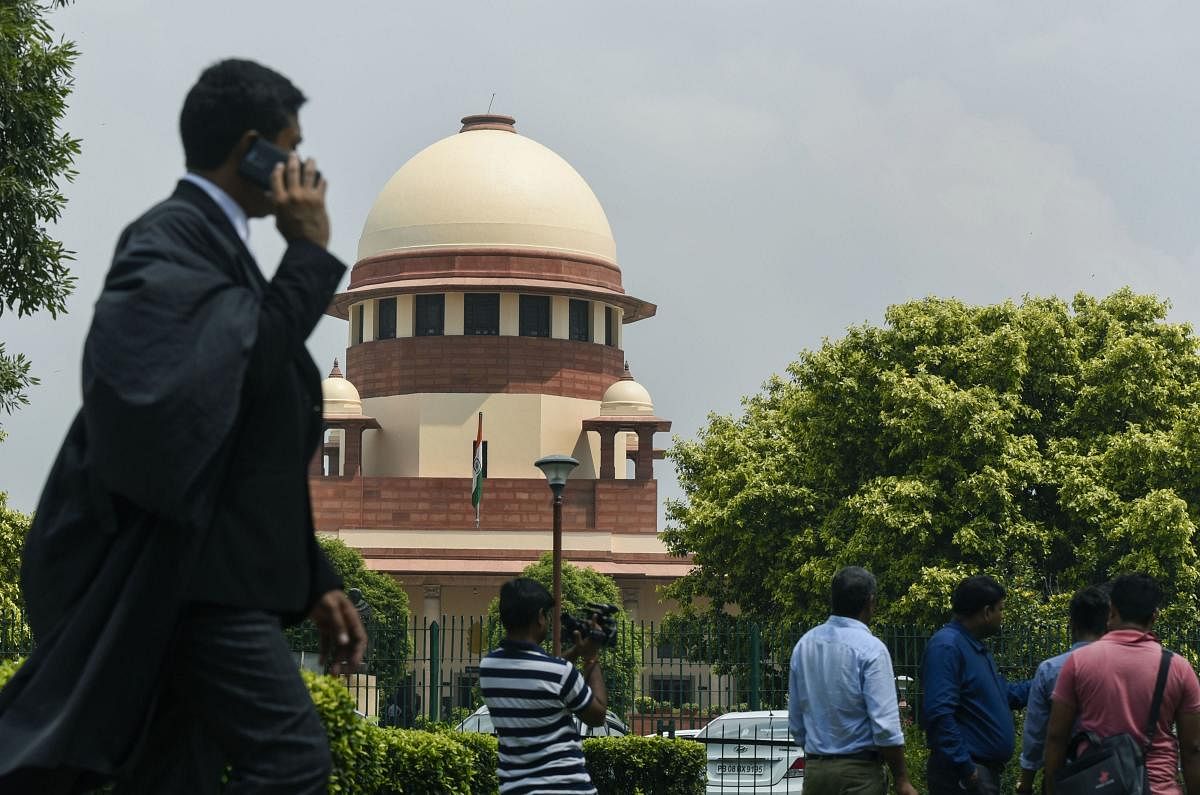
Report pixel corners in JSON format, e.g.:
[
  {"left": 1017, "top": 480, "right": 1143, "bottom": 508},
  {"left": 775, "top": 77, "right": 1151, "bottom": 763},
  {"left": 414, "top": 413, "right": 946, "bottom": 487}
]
[
  {"left": 664, "top": 290, "right": 1200, "bottom": 659},
  {"left": 318, "top": 536, "right": 410, "bottom": 624},
  {"left": 309, "top": 537, "right": 410, "bottom": 690},
  {"left": 0, "top": 468, "right": 32, "bottom": 652},
  {"left": 0, "top": 0, "right": 81, "bottom": 414},
  {"left": 0, "top": 491, "right": 30, "bottom": 616},
  {"left": 486, "top": 553, "right": 644, "bottom": 716}
]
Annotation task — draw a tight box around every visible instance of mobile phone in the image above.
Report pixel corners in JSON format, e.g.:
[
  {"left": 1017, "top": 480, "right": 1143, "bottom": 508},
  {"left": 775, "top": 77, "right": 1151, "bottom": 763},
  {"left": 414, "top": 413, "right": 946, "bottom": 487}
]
[
  {"left": 238, "top": 138, "right": 289, "bottom": 190},
  {"left": 238, "top": 139, "right": 319, "bottom": 190}
]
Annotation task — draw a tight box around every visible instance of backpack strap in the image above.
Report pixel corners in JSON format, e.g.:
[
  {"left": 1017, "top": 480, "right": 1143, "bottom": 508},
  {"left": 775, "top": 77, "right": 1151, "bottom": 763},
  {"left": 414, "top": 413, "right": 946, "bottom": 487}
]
[{"left": 1143, "top": 648, "right": 1173, "bottom": 751}]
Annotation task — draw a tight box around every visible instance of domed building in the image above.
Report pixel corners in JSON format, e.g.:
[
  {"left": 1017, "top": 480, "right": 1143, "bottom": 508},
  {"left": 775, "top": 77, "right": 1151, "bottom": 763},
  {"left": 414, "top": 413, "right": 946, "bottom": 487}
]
[{"left": 308, "top": 113, "right": 686, "bottom": 633}]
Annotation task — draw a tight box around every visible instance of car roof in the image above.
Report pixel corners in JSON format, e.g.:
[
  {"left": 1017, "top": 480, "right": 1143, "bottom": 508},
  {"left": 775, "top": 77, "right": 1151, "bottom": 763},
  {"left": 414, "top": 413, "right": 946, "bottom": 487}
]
[
  {"left": 709, "top": 710, "right": 788, "bottom": 719},
  {"left": 470, "top": 705, "right": 625, "bottom": 721}
]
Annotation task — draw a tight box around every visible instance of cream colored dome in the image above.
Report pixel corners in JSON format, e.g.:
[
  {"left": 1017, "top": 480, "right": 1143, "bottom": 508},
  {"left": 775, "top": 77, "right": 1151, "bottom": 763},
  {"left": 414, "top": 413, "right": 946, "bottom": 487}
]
[
  {"left": 600, "top": 370, "right": 654, "bottom": 416},
  {"left": 357, "top": 115, "right": 617, "bottom": 265},
  {"left": 321, "top": 360, "right": 363, "bottom": 417}
]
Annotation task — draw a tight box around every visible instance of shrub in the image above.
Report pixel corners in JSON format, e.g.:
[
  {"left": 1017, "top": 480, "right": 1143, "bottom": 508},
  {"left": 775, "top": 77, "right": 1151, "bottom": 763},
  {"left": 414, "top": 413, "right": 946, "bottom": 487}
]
[
  {"left": 426, "top": 727, "right": 499, "bottom": 795},
  {"left": 901, "top": 721, "right": 929, "bottom": 793},
  {"left": 584, "top": 735, "right": 706, "bottom": 795},
  {"left": 304, "top": 671, "right": 477, "bottom": 794},
  {"left": 303, "top": 670, "right": 386, "bottom": 794},
  {"left": 680, "top": 702, "right": 699, "bottom": 715},
  {"left": 0, "top": 657, "right": 22, "bottom": 689},
  {"left": 375, "top": 728, "right": 474, "bottom": 794},
  {"left": 634, "top": 695, "right": 658, "bottom": 714}
]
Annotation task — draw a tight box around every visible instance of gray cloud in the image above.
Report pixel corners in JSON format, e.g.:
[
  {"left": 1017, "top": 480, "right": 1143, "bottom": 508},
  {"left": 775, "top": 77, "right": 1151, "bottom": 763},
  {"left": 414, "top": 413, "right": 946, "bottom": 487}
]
[{"left": 2, "top": 2, "right": 1198, "bottom": 532}]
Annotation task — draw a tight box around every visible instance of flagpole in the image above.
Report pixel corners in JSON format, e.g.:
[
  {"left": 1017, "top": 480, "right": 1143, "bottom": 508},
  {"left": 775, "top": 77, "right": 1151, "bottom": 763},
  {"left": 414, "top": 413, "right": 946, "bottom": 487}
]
[{"left": 473, "top": 412, "right": 484, "bottom": 528}]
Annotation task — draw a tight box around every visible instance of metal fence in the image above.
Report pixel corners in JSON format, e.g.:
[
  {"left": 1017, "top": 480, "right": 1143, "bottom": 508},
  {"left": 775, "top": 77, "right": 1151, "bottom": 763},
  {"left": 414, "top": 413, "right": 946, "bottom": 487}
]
[{"left": 6, "top": 609, "right": 1200, "bottom": 735}]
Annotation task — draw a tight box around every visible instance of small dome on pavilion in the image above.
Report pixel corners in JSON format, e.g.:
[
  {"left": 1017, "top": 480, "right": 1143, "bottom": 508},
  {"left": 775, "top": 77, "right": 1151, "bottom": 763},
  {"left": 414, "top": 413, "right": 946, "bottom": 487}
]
[
  {"left": 321, "top": 359, "right": 363, "bottom": 417},
  {"left": 600, "top": 364, "right": 654, "bottom": 416}
]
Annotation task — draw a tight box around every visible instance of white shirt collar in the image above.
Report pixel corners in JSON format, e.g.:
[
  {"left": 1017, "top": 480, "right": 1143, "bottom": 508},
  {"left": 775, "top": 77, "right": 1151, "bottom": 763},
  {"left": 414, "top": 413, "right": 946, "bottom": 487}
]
[{"left": 182, "top": 172, "right": 250, "bottom": 245}]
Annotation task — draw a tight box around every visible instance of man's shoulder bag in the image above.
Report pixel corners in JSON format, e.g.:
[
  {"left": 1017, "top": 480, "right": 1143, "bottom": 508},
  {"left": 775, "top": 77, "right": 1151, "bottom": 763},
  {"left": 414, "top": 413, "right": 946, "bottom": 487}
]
[{"left": 1053, "top": 648, "right": 1173, "bottom": 795}]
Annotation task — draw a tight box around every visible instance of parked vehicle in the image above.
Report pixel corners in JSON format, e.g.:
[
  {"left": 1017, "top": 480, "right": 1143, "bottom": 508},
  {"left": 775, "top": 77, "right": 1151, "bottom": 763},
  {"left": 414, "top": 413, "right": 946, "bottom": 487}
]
[
  {"left": 695, "top": 710, "right": 804, "bottom": 793},
  {"left": 644, "top": 727, "right": 704, "bottom": 740},
  {"left": 454, "top": 705, "right": 629, "bottom": 737}
]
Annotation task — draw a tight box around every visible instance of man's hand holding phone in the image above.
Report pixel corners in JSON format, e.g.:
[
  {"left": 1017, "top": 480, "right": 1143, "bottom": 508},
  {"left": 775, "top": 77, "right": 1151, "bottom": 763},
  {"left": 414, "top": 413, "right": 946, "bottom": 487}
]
[{"left": 271, "top": 153, "right": 330, "bottom": 249}]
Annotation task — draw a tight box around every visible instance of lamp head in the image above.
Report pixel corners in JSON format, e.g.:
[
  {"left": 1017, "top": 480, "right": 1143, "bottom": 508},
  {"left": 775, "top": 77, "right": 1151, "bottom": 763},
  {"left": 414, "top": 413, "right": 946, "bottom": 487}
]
[{"left": 534, "top": 454, "right": 579, "bottom": 496}]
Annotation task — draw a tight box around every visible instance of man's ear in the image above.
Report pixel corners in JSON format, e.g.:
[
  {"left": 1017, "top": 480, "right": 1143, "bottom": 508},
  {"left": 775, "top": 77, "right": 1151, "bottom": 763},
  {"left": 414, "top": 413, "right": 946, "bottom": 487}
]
[{"left": 226, "top": 129, "right": 259, "bottom": 169}]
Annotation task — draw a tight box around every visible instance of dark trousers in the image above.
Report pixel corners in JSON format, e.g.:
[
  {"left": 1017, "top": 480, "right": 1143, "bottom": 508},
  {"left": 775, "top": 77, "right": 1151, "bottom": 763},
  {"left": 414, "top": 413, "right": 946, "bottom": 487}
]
[
  {"left": 114, "top": 606, "right": 331, "bottom": 794},
  {"left": 928, "top": 761, "right": 1002, "bottom": 795},
  {"left": 805, "top": 757, "right": 887, "bottom": 795}
]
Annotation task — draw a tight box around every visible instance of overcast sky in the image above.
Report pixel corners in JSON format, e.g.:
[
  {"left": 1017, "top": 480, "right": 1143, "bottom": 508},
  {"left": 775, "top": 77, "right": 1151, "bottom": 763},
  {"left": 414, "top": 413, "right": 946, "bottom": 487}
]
[{"left": 3, "top": 2, "right": 1198, "bottom": 522}]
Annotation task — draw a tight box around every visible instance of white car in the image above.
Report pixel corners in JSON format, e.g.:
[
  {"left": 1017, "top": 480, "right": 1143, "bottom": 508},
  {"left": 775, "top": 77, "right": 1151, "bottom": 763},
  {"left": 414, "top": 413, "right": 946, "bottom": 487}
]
[
  {"left": 644, "top": 727, "right": 703, "bottom": 740},
  {"left": 454, "top": 705, "right": 629, "bottom": 737},
  {"left": 695, "top": 710, "right": 804, "bottom": 793}
]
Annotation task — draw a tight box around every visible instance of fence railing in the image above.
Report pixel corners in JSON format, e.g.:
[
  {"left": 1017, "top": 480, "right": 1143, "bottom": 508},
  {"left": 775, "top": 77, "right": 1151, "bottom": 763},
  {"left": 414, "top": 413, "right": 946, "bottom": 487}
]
[{"left": 6, "top": 609, "right": 1200, "bottom": 734}]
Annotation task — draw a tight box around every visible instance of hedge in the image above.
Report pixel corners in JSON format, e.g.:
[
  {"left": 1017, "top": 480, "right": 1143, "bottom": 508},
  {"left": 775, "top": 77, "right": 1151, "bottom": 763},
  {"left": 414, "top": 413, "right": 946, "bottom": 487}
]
[
  {"left": 304, "top": 670, "right": 474, "bottom": 794},
  {"left": 422, "top": 726, "right": 499, "bottom": 795},
  {"left": 0, "top": 657, "right": 21, "bottom": 688},
  {"left": 0, "top": 659, "right": 1025, "bottom": 795},
  {"left": 584, "top": 735, "right": 707, "bottom": 795}
]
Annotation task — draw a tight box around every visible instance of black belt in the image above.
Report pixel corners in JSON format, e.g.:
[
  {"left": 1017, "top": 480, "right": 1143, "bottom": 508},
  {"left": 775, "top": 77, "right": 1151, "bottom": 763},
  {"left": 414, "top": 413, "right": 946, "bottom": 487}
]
[{"left": 806, "top": 750, "right": 881, "bottom": 762}]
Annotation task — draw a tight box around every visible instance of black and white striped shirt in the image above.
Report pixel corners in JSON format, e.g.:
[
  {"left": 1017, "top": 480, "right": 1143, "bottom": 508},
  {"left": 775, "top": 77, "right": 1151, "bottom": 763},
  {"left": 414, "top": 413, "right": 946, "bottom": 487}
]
[{"left": 480, "top": 639, "right": 597, "bottom": 794}]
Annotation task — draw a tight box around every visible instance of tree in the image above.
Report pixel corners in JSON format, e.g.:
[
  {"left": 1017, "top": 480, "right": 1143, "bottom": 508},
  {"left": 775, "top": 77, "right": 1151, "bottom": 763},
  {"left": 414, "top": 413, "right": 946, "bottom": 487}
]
[
  {"left": 0, "top": 480, "right": 32, "bottom": 652},
  {"left": 318, "top": 536, "right": 410, "bottom": 624},
  {"left": 309, "top": 537, "right": 410, "bottom": 687},
  {"left": 0, "top": 0, "right": 81, "bottom": 414},
  {"left": 0, "top": 491, "right": 30, "bottom": 617},
  {"left": 664, "top": 290, "right": 1200, "bottom": 647},
  {"left": 486, "top": 553, "right": 644, "bottom": 715}
]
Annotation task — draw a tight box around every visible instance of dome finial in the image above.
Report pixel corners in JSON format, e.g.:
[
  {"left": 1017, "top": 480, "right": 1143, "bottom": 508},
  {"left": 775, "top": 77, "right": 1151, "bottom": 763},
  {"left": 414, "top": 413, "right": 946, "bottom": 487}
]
[
  {"left": 621, "top": 361, "right": 633, "bottom": 381},
  {"left": 460, "top": 113, "right": 516, "bottom": 133},
  {"left": 329, "top": 358, "right": 343, "bottom": 379}
]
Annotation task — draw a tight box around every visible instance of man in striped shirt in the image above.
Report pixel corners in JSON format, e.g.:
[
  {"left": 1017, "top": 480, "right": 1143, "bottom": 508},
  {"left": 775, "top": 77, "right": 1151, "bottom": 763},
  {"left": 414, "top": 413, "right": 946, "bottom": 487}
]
[{"left": 480, "top": 578, "right": 609, "bottom": 794}]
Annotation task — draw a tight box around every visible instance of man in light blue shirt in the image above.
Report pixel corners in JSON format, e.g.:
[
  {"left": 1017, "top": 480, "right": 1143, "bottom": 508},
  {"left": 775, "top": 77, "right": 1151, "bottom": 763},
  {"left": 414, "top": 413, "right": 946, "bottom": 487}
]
[
  {"left": 789, "top": 566, "right": 917, "bottom": 795},
  {"left": 1015, "top": 586, "right": 1109, "bottom": 795}
]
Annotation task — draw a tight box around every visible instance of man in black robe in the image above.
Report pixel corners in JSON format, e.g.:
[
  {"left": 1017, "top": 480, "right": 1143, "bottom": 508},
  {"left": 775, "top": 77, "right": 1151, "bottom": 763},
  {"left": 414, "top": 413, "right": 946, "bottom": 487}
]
[{"left": 0, "top": 59, "right": 367, "bottom": 793}]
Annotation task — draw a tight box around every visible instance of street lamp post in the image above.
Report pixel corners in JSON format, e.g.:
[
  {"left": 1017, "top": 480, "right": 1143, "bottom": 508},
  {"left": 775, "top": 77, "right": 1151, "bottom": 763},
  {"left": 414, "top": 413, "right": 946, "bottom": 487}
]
[{"left": 534, "top": 454, "right": 579, "bottom": 656}]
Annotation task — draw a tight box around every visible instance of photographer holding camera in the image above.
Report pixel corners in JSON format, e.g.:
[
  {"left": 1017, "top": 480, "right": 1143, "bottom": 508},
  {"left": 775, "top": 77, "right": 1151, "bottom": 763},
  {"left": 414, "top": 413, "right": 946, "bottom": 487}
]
[{"left": 479, "top": 578, "right": 610, "bottom": 794}]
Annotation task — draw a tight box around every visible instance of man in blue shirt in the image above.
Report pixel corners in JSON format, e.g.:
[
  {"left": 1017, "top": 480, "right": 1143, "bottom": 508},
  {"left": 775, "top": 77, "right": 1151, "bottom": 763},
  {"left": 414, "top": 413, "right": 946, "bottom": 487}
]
[
  {"left": 789, "top": 566, "right": 917, "bottom": 795},
  {"left": 1015, "top": 586, "right": 1108, "bottom": 795},
  {"left": 922, "top": 575, "right": 1032, "bottom": 795}
]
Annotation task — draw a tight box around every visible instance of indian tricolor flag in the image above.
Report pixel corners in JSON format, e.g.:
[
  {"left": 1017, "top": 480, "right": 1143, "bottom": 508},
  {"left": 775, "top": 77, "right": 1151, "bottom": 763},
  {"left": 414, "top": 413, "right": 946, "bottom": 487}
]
[{"left": 472, "top": 412, "right": 484, "bottom": 526}]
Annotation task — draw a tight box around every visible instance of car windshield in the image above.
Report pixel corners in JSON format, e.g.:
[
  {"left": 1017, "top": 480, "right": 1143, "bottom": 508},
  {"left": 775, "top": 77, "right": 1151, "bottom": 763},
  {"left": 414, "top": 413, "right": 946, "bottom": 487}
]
[
  {"left": 697, "top": 717, "right": 792, "bottom": 743},
  {"left": 459, "top": 711, "right": 494, "bottom": 733},
  {"left": 458, "top": 708, "right": 627, "bottom": 738},
  {"left": 587, "top": 716, "right": 628, "bottom": 737}
]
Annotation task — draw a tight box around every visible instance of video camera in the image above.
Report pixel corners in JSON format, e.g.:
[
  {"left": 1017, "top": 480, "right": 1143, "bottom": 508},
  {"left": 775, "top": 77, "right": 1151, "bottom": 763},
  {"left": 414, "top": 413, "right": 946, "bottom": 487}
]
[{"left": 561, "top": 603, "right": 620, "bottom": 648}]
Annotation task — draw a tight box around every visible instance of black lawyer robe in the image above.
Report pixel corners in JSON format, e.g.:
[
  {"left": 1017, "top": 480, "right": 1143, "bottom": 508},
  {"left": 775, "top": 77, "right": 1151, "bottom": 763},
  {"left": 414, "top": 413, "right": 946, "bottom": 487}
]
[{"left": 0, "top": 180, "right": 346, "bottom": 792}]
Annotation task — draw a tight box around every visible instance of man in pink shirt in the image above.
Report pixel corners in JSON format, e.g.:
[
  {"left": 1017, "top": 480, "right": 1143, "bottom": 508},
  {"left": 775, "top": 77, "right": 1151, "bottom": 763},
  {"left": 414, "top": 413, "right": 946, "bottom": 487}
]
[{"left": 1044, "top": 574, "right": 1200, "bottom": 794}]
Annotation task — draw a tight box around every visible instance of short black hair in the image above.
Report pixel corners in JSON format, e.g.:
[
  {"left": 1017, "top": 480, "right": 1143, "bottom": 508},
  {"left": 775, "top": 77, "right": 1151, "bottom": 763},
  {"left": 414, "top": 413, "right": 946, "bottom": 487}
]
[
  {"left": 951, "top": 575, "right": 1006, "bottom": 617},
  {"left": 1069, "top": 586, "right": 1110, "bottom": 637},
  {"left": 180, "top": 58, "right": 306, "bottom": 170},
  {"left": 499, "top": 577, "right": 554, "bottom": 632},
  {"left": 1109, "top": 573, "right": 1162, "bottom": 626},
  {"left": 831, "top": 566, "right": 876, "bottom": 617}
]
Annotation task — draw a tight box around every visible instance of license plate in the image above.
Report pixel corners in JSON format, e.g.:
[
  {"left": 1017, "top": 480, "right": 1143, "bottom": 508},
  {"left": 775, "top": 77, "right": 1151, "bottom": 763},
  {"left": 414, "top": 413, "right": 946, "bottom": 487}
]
[{"left": 716, "top": 762, "right": 765, "bottom": 775}]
